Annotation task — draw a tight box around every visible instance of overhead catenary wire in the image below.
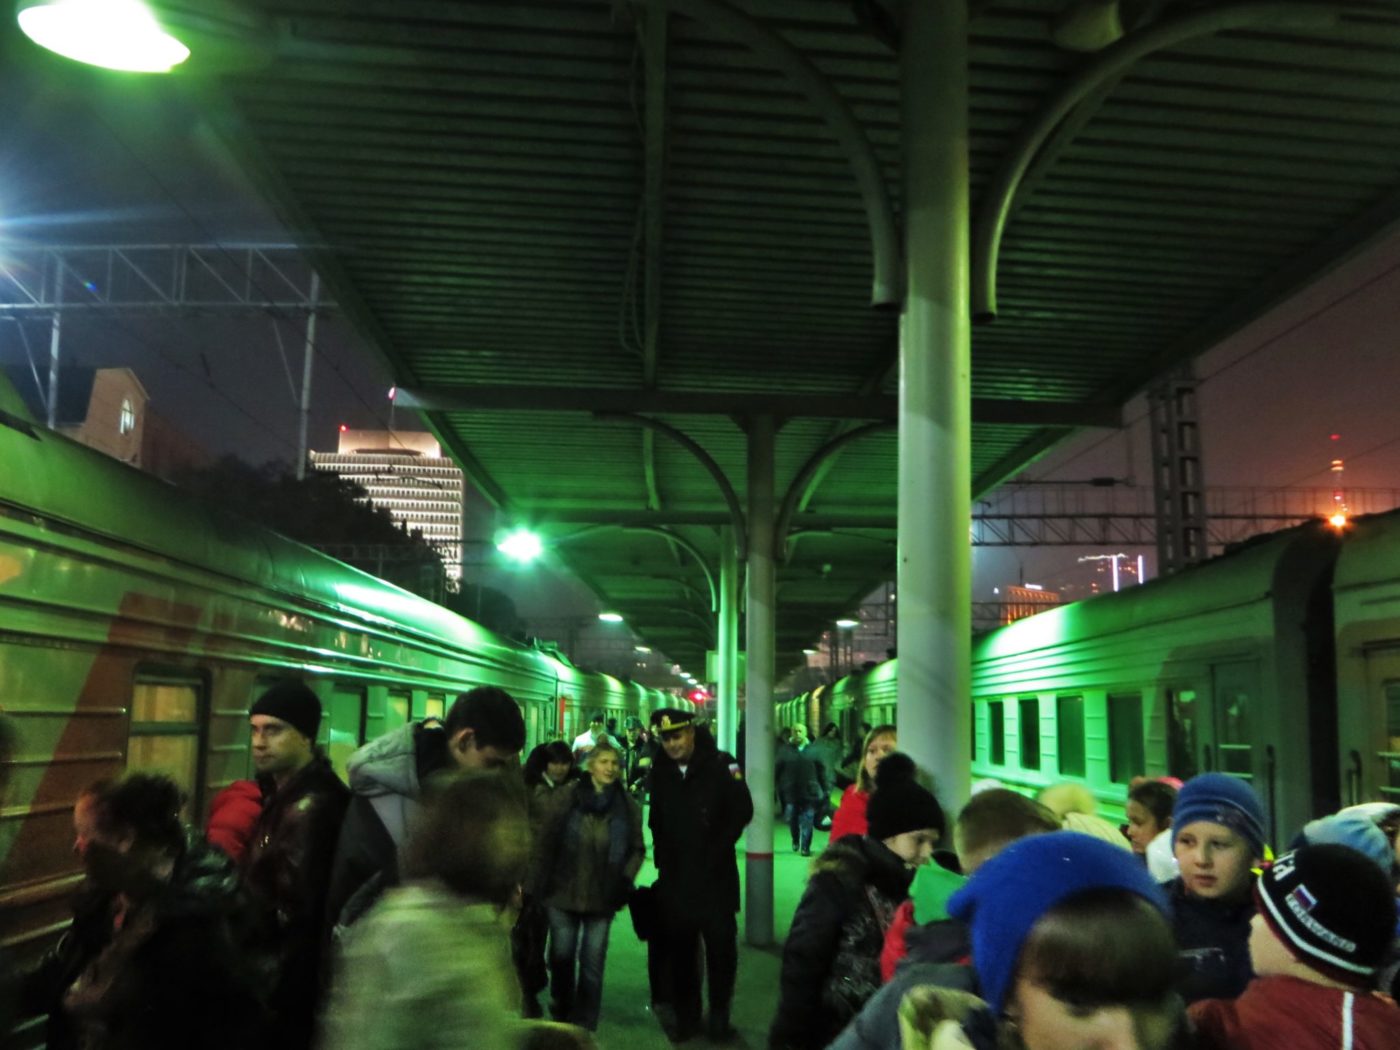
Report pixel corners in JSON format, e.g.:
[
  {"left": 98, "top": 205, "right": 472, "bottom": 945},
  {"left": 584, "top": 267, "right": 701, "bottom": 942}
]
[{"left": 85, "top": 104, "right": 426, "bottom": 461}]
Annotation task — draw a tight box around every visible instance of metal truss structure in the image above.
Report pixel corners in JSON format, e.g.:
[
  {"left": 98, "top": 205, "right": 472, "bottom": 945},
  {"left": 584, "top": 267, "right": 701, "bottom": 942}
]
[
  {"left": 0, "top": 243, "right": 330, "bottom": 315},
  {"left": 973, "top": 484, "right": 1400, "bottom": 549}
]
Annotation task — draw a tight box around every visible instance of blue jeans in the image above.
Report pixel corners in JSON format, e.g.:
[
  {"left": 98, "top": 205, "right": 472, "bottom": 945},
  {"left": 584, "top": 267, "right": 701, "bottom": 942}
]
[
  {"left": 789, "top": 802, "right": 816, "bottom": 853},
  {"left": 547, "top": 907, "right": 613, "bottom": 1030}
]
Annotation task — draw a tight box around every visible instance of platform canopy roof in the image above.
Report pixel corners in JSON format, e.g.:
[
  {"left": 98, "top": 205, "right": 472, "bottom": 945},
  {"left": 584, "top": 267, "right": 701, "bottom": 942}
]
[{"left": 27, "top": 0, "right": 1400, "bottom": 672}]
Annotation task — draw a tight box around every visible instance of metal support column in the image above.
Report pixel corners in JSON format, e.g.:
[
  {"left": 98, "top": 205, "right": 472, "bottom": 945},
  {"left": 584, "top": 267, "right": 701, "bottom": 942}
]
[
  {"left": 717, "top": 524, "right": 740, "bottom": 756},
  {"left": 1148, "top": 365, "right": 1207, "bottom": 574},
  {"left": 897, "top": 0, "right": 972, "bottom": 807},
  {"left": 295, "top": 272, "right": 322, "bottom": 480},
  {"left": 46, "top": 260, "right": 64, "bottom": 429},
  {"left": 743, "top": 414, "right": 775, "bottom": 947}
]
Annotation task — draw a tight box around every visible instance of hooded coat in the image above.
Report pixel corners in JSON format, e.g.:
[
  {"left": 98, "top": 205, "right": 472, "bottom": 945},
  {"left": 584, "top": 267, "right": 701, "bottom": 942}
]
[
  {"left": 769, "top": 835, "right": 915, "bottom": 1050},
  {"left": 324, "top": 721, "right": 452, "bottom": 930}
]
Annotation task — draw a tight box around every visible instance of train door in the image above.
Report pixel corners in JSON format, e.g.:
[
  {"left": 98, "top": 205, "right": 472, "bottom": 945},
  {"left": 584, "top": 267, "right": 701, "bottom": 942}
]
[
  {"left": 325, "top": 684, "right": 367, "bottom": 782},
  {"left": 1352, "top": 650, "right": 1400, "bottom": 806},
  {"left": 128, "top": 673, "right": 207, "bottom": 816},
  {"left": 1167, "top": 663, "right": 1267, "bottom": 823}
]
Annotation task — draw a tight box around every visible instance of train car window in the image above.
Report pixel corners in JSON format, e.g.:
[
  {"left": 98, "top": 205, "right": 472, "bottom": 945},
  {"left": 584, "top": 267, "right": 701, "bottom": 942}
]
[
  {"left": 387, "top": 691, "right": 411, "bottom": 729},
  {"left": 989, "top": 701, "right": 1006, "bottom": 765},
  {"left": 1382, "top": 682, "right": 1400, "bottom": 798},
  {"left": 1213, "top": 663, "right": 1255, "bottom": 780},
  {"left": 1056, "top": 696, "right": 1086, "bottom": 778},
  {"left": 128, "top": 677, "right": 203, "bottom": 812},
  {"left": 1167, "top": 689, "right": 1200, "bottom": 780},
  {"left": 326, "top": 686, "right": 367, "bottom": 782},
  {"left": 413, "top": 694, "right": 446, "bottom": 721},
  {"left": 1108, "top": 694, "right": 1145, "bottom": 784},
  {"left": 1018, "top": 698, "right": 1040, "bottom": 770}
]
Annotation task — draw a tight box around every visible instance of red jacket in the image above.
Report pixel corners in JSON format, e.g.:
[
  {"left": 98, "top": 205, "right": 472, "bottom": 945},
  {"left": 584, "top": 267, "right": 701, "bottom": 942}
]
[
  {"left": 880, "top": 898, "right": 916, "bottom": 982},
  {"left": 1191, "top": 975, "right": 1398, "bottom": 1050},
  {"left": 829, "top": 785, "right": 869, "bottom": 843},
  {"left": 205, "top": 779, "right": 262, "bottom": 863}
]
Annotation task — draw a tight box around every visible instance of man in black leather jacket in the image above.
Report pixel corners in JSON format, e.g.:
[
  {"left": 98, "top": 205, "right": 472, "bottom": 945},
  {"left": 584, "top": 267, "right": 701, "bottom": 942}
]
[
  {"left": 648, "top": 709, "right": 753, "bottom": 1043},
  {"left": 243, "top": 681, "right": 349, "bottom": 1050}
]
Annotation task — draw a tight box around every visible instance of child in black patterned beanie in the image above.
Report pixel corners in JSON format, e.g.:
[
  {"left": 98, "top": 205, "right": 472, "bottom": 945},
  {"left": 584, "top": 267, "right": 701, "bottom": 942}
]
[{"left": 1189, "top": 844, "right": 1398, "bottom": 1050}]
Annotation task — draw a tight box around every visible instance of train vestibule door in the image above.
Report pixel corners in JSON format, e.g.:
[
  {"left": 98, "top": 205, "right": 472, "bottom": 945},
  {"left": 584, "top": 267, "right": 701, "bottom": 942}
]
[
  {"left": 326, "top": 686, "right": 367, "bottom": 782},
  {"left": 1356, "top": 650, "right": 1400, "bottom": 807},
  {"left": 1167, "top": 662, "right": 1259, "bottom": 784}
]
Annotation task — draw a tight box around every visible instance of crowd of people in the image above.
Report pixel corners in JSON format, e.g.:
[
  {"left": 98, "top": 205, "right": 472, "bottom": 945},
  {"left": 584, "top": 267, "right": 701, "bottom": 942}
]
[
  {"left": 770, "top": 746, "right": 1400, "bottom": 1050},
  {"left": 3, "top": 696, "right": 1398, "bottom": 1050}
]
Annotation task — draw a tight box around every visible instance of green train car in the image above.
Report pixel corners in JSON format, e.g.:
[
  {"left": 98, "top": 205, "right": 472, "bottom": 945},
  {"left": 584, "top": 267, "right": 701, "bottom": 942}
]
[
  {"left": 786, "top": 514, "right": 1400, "bottom": 843},
  {"left": 0, "top": 374, "right": 664, "bottom": 987}
]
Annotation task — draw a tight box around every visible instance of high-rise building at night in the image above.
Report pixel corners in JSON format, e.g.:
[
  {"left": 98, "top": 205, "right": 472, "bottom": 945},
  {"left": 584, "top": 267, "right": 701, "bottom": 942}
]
[{"left": 310, "top": 430, "right": 466, "bottom": 580}]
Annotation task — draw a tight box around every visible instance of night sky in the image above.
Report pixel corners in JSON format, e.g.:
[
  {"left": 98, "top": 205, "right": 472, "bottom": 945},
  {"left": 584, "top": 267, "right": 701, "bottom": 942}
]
[{"left": 4, "top": 39, "right": 1399, "bottom": 610}]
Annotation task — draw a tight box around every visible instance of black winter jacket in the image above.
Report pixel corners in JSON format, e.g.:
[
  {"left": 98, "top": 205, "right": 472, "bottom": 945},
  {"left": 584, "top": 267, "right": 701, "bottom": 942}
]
[
  {"left": 28, "top": 839, "right": 263, "bottom": 1050},
  {"left": 827, "top": 915, "right": 973, "bottom": 1050},
  {"left": 648, "top": 727, "right": 753, "bottom": 915},
  {"left": 777, "top": 744, "right": 829, "bottom": 806},
  {"left": 1166, "top": 876, "right": 1255, "bottom": 1005},
  {"left": 243, "top": 753, "right": 349, "bottom": 1034},
  {"left": 769, "top": 835, "right": 915, "bottom": 1050}
]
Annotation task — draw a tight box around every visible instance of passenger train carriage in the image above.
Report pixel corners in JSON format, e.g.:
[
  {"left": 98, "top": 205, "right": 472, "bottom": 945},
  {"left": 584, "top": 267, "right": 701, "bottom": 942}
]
[
  {"left": 784, "top": 514, "right": 1400, "bottom": 843},
  {"left": 0, "top": 374, "right": 663, "bottom": 984}
]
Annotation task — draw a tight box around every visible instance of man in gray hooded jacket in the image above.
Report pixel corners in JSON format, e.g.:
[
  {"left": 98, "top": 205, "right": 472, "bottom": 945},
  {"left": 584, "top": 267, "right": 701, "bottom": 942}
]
[{"left": 324, "top": 686, "right": 526, "bottom": 930}]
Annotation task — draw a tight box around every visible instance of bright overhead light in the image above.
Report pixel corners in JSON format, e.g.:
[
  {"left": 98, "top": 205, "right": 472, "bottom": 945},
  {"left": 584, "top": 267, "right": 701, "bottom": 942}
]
[
  {"left": 496, "top": 528, "right": 543, "bottom": 564},
  {"left": 598, "top": 611, "right": 624, "bottom": 624},
  {"left": 18, "top": 0, "right": 190, "bottom": 72},
  {"left": 634, "top": 645, "right": 652, "bottom": 654},
  {"left": 802, "top": 648, "right": 818, "bottom": 655},
  {"left": 835, "top": 617, "right": 859, "bottom": 629}
]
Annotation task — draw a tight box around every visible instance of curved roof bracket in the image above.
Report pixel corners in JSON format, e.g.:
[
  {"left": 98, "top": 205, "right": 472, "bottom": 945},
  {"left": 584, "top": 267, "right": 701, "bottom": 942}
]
[
  {"left": 776, "top": 421, "right": 894, "bottom": 561},
  {"left": 631, "top": 0, "right": 901, "bottom": 307},
  {"left": 596, "top": 411, "right": 748, "bottom": 558},
  {"left": 622, "top": 524, "right": 720, "bottom": 612},
  {"left": 971, "top": 1, "right": 1357, "bottom": 322}
]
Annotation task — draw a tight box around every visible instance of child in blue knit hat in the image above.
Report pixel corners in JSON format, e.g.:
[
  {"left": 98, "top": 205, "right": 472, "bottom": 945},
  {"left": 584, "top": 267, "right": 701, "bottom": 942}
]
[
  {"left": 895, "top": 831, "right": 1187, "bottom": 1050},
  {"left": 1166, "top": 772, "right": 1267, "bottom": 1005}
]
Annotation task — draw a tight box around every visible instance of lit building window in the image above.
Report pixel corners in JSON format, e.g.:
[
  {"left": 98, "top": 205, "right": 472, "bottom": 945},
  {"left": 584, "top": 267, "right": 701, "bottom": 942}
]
[{"left": 119, "top": 398, "right": 135, "bottom": 434}]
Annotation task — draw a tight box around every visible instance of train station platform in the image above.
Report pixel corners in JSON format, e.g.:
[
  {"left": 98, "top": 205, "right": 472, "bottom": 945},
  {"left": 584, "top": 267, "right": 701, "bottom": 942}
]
[{"left": 591, "top": 820, "right": 829, "bottom": 1049}]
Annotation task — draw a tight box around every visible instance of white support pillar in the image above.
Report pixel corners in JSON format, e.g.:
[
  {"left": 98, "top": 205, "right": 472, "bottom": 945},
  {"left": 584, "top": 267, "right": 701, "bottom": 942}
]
[
  {"left": 743, "top": 414, "right": 775, "bottom": 947},
  {"left": 897, "top": 0, "right": 972, "bottom": 808},
  {"left": 46, "top": 260, "right": 63, "bottom": 430},
  {"left": 717, "top": 524, "right": 740, "bottom": 755},
  {"left": 296, "top": 272, "right": 322, "bottom": 481}
]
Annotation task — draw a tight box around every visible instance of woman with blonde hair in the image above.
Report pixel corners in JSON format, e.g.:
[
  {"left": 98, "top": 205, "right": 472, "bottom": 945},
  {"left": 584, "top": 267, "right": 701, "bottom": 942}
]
[
  {"left": 534, "top": 740, "right": 645, "bottom": 1031},
  {"left": 829, "top": 724, "right": 897, "bottom": 842}
]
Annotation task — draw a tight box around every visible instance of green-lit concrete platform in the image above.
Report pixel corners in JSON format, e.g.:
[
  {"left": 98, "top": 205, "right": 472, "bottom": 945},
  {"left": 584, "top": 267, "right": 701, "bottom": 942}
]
[{"left": 588, "top": 820, "right": 828, "bottom": 1048}]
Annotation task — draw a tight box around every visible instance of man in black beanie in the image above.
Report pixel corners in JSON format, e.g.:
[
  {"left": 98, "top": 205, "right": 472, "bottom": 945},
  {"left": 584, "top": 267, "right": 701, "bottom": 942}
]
[{"left": 243, "top": 680, "right": 350, "bottom": 1050}]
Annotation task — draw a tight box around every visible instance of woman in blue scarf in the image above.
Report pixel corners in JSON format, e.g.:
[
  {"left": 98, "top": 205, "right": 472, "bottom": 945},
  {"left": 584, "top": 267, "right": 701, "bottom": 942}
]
[{"left": 535, "top": 740, "right": 645, "bottom": 1030}]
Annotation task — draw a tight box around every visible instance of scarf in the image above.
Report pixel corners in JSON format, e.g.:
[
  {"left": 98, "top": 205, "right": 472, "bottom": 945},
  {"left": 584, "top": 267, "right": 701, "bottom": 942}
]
[{"left": 566, "top": 780, "right": 630, "bottom": 871}]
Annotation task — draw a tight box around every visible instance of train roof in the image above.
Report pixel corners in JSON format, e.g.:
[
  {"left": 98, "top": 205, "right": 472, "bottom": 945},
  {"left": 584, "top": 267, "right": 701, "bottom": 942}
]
[
  {"left": 1330, "top": 507, "right": 1400, "bottom": 595},
  {"left": 0, "top": 373, "right": 565, "bottom": 676},
  {"left": 976, "top": 519, "right": 1345, "bottom": 661}
]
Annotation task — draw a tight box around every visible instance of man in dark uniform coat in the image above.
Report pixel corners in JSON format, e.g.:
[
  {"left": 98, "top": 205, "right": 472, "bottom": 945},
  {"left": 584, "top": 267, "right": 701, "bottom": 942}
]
[{"left": 647, "top": 707, "right": 754, "bottom": 1043}]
